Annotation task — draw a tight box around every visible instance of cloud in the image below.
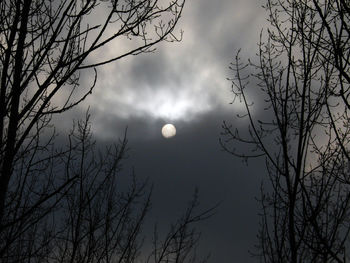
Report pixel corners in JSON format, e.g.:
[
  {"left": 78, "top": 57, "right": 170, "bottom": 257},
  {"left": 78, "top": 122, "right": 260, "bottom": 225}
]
[
  {"left": 57, "top": 1, "right": 270, "bottom": 262},
  {"left": 78, "top": 0, "right": 266, "bottom": 139}
]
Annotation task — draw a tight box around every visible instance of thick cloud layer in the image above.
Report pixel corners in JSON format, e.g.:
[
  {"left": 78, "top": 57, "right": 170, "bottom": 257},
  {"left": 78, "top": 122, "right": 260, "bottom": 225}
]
[
  {"left": 55, "top": 0, "right": 269, "bottom": 262},
  {"left": 79, "top": 0, "right": 265, "bottom": 133}
]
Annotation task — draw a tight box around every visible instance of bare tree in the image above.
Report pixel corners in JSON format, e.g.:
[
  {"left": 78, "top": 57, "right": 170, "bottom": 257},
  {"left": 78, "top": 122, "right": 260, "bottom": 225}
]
[
  {"left": 1, "top": 112, "right": 214, "bottom": 262},
  {"left": 0, "top": 0, "right": 185, "bottom": 226},
  {"left": 0, "top": 0, "right": 215, "bottom": 262},
  {"left": 221, "top": 0, "right": 350, "bottom": 262}
]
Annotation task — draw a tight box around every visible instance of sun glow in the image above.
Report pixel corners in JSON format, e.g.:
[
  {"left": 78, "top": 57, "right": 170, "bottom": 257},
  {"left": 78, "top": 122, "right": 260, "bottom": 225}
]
[{"left": 91, "top": 80, "right": 214, "bottom": 122}]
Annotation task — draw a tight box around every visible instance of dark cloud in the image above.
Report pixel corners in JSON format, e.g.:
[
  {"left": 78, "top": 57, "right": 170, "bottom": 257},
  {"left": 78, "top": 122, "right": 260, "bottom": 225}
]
[
  {"left": 71, "top": 106, "right": 264, "bottom": 263},
  {"left": 127, "top": 51, "right": 183, "bottom": 88}
]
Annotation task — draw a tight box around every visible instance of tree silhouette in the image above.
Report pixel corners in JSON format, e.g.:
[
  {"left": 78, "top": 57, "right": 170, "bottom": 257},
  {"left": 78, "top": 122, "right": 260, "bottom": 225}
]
[
  {"left": 0, "top": 0, "right": 185, "bottom": 223},
  {"left": 0, "top": 0, "right": 214, "bottom": 262},
  {"left": 221, "top": 0, "right": 350, "bottom": 262}
]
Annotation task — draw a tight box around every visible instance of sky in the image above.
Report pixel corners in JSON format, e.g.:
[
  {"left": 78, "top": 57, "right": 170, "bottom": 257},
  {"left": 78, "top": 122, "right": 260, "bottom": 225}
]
[{"left": 56, "top": 0, "right": 268, "bottom": 262}]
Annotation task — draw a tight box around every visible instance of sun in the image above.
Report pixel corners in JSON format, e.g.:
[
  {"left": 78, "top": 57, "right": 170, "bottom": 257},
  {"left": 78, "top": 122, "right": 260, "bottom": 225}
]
[{"left": 161, "top": 124, "right": 176, "bottom": 138}]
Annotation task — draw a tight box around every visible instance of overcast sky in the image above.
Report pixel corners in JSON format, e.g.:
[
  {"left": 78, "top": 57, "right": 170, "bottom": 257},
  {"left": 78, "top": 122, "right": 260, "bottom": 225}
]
[{"left": 57, "top": 0, "right": 268, "bottom": 262}]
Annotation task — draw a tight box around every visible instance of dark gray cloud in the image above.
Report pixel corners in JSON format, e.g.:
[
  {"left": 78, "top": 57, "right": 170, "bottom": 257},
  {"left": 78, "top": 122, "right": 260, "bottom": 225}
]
[
  {"left": 123, "top": 110, "right": 264, "bottom": 262},
  {"left": 60, "top": 106, "right": 264, "bottom": 263}
]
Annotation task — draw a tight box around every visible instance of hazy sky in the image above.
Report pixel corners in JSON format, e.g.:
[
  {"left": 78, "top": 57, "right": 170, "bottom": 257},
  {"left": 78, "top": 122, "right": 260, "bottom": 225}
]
[{"left": 57, "top": 0, "right": 268, "bottom": 262}]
